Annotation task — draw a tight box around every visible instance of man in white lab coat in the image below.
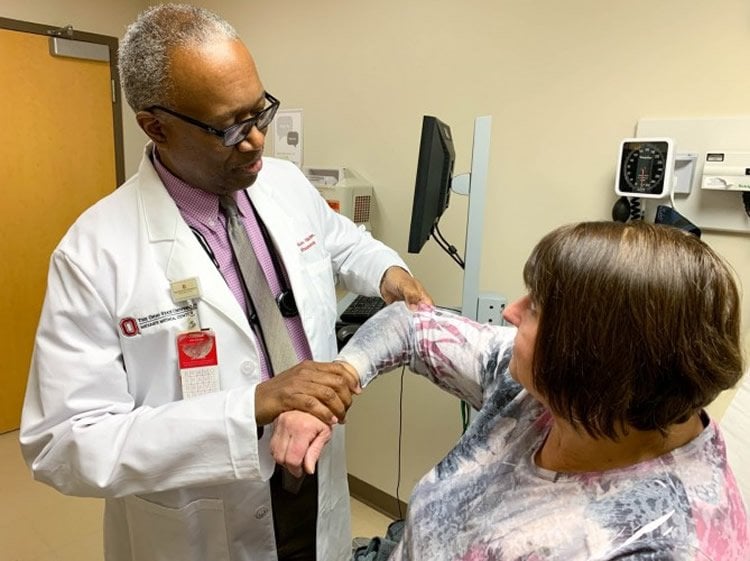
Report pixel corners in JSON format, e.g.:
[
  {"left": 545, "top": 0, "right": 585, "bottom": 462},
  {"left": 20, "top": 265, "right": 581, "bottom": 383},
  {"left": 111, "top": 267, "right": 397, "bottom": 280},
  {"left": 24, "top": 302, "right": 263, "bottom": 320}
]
[{"left": 19, "top": 4, "right": 430, "bottom": 561}]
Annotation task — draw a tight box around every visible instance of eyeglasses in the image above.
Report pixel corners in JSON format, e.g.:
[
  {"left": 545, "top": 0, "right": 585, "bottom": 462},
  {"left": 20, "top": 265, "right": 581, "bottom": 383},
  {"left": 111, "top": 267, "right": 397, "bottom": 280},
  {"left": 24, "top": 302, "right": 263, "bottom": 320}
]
[{"left": 147, "top": 92, "right": 280, "bottom": 147}]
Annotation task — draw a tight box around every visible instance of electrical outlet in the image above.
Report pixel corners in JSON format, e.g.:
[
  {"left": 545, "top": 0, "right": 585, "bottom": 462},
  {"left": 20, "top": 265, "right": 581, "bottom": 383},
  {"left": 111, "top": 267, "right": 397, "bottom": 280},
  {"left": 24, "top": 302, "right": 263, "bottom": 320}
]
[{"left": 477, "top": 293, "right": 506, "bottom": 324}]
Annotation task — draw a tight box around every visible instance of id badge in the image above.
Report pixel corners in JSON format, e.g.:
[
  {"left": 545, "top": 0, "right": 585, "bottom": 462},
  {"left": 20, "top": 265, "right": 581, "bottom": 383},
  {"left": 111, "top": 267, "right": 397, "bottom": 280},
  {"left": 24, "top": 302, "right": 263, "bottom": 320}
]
[{"left": 177, "top": 330, "right": 220, "bottom": 398}]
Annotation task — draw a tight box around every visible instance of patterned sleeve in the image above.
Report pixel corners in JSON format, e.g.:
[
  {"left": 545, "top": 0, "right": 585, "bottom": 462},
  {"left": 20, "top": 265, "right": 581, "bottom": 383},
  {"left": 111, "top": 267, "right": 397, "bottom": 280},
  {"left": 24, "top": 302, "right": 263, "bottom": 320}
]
[{"left": 336, "top": 302, "right": 516, "bottom": 410}]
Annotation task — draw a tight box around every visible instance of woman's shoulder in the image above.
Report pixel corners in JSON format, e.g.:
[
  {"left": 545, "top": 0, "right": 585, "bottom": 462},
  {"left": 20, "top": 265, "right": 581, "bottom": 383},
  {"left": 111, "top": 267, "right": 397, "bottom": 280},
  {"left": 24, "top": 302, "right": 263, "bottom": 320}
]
[
  {"left": 585, "top": 419, "right": 749, "bottom": 559},
  {"left": 673, "top": 419, "right": 749, "bottom": 557}
]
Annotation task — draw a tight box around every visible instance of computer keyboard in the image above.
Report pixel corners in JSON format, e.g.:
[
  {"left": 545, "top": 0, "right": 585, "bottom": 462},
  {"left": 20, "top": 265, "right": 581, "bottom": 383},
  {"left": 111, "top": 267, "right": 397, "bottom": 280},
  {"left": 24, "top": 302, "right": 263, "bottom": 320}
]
[{"left": 340, "top": 295, "right": 386, "bottom": 324}]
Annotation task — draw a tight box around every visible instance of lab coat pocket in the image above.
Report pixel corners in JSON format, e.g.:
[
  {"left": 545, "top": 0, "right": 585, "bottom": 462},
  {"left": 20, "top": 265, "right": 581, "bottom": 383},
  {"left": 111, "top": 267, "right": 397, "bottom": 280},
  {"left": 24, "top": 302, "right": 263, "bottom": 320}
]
[
  {"left": 303, "top": 257, "right": 337, "bottom": 323},
  {"left": 124, "top": 495, "right": 230, "bottom": 561},
  {"left": 118, "top": 308, "right": 189, "bottom": 404}
]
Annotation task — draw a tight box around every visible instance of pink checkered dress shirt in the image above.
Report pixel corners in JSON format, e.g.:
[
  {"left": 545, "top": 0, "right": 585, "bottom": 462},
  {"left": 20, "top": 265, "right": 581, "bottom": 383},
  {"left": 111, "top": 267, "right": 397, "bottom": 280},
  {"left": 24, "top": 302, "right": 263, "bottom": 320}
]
[{"left": 153, "top": 149, "right": 312, "bottom": 380}]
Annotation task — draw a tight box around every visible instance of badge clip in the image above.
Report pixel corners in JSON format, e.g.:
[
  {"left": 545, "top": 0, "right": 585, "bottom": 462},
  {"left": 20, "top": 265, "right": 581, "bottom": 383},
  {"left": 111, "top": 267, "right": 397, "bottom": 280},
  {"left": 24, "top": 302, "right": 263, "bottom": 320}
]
[{"left": 171, "top": 277, "right": 203, "bottom": 331}]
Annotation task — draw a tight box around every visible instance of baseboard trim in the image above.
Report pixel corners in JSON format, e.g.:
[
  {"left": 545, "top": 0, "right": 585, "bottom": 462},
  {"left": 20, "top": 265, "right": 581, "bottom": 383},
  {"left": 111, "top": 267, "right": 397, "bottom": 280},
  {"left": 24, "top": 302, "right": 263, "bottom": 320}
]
[{"left": 348, "top": 474, "right": 407, "bottom": 521}]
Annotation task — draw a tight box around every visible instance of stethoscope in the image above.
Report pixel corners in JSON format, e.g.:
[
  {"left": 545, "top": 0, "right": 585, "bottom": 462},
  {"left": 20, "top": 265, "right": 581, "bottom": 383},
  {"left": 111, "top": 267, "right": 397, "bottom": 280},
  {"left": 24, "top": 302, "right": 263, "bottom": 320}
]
[{"left": 189, "top": 196, "right": 299, "bottom": 319}]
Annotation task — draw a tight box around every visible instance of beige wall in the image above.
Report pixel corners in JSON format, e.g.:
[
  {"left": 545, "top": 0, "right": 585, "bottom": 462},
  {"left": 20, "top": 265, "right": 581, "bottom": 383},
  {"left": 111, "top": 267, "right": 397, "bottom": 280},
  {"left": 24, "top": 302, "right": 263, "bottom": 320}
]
[
  {"left": 2, "top": 0, "right": 137, "bottom": 35},
  {"left": 4, "top": 0, "right": 749, "bottom": 500}
]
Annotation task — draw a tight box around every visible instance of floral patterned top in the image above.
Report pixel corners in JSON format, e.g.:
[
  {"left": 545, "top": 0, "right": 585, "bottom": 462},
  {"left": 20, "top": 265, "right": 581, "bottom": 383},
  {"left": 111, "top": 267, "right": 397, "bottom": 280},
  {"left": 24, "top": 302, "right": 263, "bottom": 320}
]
[{"left": 338, "top": 303, "right": 749, "bottom": 561}]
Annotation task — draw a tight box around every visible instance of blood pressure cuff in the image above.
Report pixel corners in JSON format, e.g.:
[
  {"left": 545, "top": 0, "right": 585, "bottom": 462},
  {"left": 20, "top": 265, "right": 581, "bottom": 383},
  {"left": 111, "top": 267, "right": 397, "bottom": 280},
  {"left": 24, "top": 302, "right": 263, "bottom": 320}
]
[{"left": 654, "top": 205, "right": 702, "bottom": 238}]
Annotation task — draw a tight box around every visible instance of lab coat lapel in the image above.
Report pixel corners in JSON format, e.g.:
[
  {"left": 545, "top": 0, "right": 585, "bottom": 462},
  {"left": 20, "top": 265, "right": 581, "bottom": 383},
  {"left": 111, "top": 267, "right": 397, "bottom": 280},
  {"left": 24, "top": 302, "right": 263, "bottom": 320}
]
[
  {"left": 246, "top": 180, "right": 302, "bottom": 295},
  {"left": 136, "top": 150, "right": 253, "bottom": 337}
]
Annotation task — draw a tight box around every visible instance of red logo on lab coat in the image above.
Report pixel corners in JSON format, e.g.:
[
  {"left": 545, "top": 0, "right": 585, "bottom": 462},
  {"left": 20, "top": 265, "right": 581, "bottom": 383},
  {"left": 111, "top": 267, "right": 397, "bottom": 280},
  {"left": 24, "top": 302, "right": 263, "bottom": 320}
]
[{"left": 119, "top": 317, "right": 140, "bottom": 337}]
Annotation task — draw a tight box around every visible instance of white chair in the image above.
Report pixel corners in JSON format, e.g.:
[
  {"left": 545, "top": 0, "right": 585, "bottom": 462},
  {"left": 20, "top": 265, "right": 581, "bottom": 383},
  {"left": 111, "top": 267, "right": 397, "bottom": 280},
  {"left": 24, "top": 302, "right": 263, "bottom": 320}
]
[{"left": 720, "top": 371, "right": 750, "bottom": 503}]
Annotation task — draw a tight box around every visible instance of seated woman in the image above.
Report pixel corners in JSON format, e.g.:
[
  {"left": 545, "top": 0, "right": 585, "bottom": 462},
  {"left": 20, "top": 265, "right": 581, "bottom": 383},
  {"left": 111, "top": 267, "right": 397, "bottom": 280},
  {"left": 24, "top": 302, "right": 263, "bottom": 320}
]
[{"left": 275, "top": 221, "right": 749, "bottom": 560}]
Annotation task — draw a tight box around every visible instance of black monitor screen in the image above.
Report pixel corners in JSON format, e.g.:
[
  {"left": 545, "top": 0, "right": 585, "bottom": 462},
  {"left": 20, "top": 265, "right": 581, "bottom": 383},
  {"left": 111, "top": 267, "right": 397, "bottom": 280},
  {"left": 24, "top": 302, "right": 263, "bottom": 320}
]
[{"left": 407, "top": 116, "right": 456, "bottom": 253}]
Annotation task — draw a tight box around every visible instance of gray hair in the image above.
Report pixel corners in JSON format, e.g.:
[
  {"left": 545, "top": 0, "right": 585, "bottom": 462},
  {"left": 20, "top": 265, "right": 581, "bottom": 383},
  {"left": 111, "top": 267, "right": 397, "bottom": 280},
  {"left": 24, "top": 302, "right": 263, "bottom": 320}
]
[{"left": 118, "top": 4, "right": 239, "bottom": 111}]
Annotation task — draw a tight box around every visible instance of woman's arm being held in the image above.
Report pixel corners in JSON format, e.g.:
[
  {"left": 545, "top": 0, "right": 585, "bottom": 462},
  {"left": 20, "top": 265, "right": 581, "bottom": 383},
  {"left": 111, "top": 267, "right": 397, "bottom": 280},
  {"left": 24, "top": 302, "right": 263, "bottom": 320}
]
[{"left": 338, "top": 302, "right": 514, "bottom": 410}]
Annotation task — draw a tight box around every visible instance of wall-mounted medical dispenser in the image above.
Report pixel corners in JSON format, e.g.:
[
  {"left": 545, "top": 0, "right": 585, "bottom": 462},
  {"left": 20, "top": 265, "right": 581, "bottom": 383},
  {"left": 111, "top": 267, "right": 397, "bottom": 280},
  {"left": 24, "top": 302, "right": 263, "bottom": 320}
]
[
  {"left": 701, "top": 152, "right": 750, "bottom": 192},
  {"left": 303, "top": 167, "right": 374, "bottom": 232}
]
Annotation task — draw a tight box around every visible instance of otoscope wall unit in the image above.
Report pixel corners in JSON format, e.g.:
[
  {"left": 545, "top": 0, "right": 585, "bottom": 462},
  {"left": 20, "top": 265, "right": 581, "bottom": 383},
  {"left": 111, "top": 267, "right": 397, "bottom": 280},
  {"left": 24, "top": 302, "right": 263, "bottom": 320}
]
[
  {"left": 702, "top": 153, "right": 750, "bottom": 192},
  {"left": 635, "top": 117, "right": 750, "bottom": 235}
]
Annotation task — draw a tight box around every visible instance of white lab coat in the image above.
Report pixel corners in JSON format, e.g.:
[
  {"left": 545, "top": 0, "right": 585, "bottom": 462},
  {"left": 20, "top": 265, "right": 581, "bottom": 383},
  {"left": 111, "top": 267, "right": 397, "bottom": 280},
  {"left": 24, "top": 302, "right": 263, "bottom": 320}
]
[{"left": 20, "top": 147, "right": 406, "bottom": 561}]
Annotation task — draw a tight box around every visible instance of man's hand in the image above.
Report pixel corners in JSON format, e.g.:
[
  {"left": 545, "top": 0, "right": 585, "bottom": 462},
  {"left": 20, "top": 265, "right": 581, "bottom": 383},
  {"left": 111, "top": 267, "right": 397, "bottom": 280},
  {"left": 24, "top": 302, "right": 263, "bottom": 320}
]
[
  {"left": 380, "top": 266, "right": 433, "bottom": 309},
  {"left": 255, "top": 360, "right": 361, "bottom": 426},
  {"left": 270, "top": 411, "right": 332, "bottom": 477}
]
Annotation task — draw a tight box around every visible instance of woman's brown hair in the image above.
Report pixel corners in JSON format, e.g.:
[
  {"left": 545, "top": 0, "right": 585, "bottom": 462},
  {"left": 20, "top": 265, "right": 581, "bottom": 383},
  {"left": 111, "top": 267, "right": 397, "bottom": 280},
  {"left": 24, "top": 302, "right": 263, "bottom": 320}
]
[{"left": 523, "top": 221, "right": 743, "bottom": 439}]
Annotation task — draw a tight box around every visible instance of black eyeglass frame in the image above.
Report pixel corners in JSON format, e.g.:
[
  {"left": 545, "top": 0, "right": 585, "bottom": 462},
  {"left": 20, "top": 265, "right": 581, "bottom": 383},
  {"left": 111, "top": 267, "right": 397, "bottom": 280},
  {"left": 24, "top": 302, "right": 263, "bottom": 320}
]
[{"left": 147, "top": 92, "right": 280, "bottom": 147}]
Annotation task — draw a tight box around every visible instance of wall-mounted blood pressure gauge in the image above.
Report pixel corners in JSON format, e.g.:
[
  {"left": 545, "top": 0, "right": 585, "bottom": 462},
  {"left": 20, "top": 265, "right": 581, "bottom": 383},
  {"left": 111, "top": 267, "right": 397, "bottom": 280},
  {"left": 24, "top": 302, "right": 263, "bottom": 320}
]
[{"left": 615, "top": 138, "right": 674, "bottom": 198}]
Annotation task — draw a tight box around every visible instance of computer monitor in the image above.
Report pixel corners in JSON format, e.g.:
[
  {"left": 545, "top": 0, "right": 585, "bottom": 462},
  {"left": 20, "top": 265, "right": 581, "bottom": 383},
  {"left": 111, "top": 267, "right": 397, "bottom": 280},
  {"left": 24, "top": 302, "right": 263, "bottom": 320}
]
[{"left": 407, "top": 116, "right": 456, "bottom": 253}]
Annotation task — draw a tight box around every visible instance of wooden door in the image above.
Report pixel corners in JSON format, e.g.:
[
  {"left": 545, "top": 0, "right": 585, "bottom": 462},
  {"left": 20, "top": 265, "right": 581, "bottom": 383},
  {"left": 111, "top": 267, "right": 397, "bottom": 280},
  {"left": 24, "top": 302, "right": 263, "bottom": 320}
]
[{"left": 0, "top": 20, "right": 124, "bottom": 433}]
